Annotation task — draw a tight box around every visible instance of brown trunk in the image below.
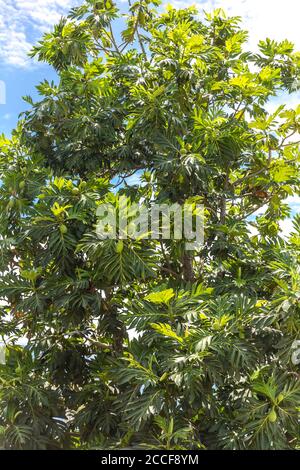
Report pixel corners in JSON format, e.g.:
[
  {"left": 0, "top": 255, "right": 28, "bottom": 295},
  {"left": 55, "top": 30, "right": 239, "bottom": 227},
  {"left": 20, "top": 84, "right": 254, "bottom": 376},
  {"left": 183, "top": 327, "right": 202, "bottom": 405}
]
[
  {"left": 220, "top": 169, "right": 229, "bottom": 225},
  {"left": 220, "top": 196, "right": 226, "bottom": 224},
  {"left": 182, "top": 251, "right": 194, "bottom": 282}
]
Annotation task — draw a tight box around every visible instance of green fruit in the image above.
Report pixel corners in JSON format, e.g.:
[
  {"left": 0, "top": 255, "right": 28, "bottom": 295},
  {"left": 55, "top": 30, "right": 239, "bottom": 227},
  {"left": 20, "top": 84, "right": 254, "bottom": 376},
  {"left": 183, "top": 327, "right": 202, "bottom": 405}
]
[
  {"left": 159, "top": 372, "right": 168, "bottom": 382},
  {"left": 212, "top": 321, "right": 220, "bottom": 331},
  {"left": 115, "top": 240, "right": 124, "bottom": 253},
  {"left": 268, "top": 409, "right": 277, "bottom": 423},
  {"left": 239, "top": 329, "right": 245, "bottom": 339},
  {"left": 59, "top": 224, "right": 68, "bottom": 235},
  {"left": 19, "top": 181, "right": 26, "bottom": 190},
  {"left": 6, "top": 199, "right": 14, "bottom": 210},
  {"left": 72, "top": 187, "right": 80, "bottom": 195},
  {"left": 277, "top": 393, "right": 284, "bottom": 403}
]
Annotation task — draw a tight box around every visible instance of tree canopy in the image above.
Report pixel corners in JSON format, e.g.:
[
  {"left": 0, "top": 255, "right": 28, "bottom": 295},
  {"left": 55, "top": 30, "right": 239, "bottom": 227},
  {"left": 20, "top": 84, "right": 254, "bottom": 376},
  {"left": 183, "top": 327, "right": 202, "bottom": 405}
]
[{"left": 1, "top": 0, "right": 300, "bottom": 450}]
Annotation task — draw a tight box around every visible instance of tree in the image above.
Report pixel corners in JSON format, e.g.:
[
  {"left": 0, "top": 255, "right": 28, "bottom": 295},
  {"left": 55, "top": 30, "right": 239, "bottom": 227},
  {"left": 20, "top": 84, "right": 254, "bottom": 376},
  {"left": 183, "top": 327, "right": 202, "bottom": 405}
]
[{"left": 0, "top": 0, "right": 300, "bottom": 450}]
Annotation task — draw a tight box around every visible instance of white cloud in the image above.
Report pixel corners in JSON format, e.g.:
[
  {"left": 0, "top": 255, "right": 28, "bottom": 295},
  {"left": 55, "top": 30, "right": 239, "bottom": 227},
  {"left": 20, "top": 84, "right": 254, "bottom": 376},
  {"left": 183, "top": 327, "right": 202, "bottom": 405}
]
[
  {"left": 0, "top": 0, "right": 79, "bottom": 67},
  {"left": 13, "top": 1, "right": 77, "bottom": 30},
  {"left": 280, "top": 217, "right": 294, "bottom": 237},
  {"left": 0, "top": 28, "right": 32, "bottom": 68}
]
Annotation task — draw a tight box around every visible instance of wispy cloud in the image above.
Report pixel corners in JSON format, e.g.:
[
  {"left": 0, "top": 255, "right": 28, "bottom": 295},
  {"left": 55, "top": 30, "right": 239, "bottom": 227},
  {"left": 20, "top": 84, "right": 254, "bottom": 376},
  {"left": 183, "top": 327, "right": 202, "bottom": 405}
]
[{"left": 0, "top": 0, "right": 79, "bottom": 67}]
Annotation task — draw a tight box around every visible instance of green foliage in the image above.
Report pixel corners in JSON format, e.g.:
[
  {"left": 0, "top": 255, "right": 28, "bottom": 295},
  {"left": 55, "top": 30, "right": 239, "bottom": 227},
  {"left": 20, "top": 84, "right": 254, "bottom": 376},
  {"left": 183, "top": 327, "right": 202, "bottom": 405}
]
[{"left": 1, "top": 0, "right": 300, "bottom": 450}]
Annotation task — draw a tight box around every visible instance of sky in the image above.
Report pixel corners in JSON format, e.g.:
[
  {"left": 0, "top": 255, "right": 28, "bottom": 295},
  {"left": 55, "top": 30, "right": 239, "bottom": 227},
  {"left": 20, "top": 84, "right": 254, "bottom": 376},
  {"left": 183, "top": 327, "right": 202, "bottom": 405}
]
[{"left": 0, "top": 0, "right": 300, "bottom": 231}]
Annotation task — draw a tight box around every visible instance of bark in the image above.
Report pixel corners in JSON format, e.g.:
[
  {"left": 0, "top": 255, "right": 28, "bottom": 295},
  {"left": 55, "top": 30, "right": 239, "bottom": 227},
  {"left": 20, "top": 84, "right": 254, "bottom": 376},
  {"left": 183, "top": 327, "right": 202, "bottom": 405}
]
[{"left": 182, "top": 251, "right": 194, "bottom": 282}]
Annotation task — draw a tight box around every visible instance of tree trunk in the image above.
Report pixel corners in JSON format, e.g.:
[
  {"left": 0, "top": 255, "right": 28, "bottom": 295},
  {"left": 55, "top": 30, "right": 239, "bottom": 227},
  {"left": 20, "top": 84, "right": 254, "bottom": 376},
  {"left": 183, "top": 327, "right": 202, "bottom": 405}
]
[{"left": 182, "top": 251, "right": 194, "bottom": 282}]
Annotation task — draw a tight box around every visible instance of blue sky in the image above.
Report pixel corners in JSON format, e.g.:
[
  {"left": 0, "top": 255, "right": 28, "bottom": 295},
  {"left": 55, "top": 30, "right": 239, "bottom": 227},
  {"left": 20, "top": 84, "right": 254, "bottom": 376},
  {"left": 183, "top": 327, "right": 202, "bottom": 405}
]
[{"left": 0, "top": 0, "right": 300, "bottom": 231}]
